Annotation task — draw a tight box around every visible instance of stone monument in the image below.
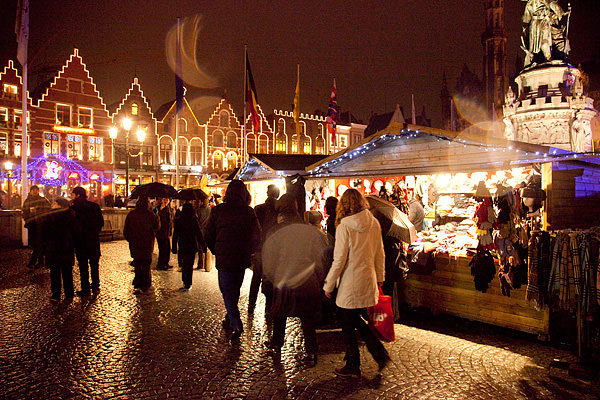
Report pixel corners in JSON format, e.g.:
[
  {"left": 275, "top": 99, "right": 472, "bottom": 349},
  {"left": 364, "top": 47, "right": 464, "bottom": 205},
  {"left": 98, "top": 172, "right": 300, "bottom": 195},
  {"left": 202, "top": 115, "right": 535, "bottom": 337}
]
[{"left": 503, "top": 1, "right": 597, "bottom": 152}]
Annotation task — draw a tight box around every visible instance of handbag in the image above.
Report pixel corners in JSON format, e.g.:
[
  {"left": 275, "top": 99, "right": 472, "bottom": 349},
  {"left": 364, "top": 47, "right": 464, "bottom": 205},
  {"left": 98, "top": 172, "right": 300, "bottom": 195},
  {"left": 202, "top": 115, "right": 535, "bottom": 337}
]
[{"left": 367, "top": 288, "right": 395, "bottom": 342}]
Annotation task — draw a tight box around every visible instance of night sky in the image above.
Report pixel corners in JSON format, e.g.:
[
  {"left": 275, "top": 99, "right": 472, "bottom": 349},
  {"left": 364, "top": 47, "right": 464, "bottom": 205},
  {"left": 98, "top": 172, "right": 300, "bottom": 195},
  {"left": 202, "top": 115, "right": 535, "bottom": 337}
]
[{"left": 1, "top": 1, "right": 598, "bottom": 127}]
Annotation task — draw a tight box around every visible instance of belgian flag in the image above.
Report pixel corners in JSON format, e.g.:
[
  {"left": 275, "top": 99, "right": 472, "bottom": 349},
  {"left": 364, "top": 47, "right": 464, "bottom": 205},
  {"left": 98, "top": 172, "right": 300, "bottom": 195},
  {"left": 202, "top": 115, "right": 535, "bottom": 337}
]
[{"left": 245, "top": 55, "right": 260, "bottom": 132}]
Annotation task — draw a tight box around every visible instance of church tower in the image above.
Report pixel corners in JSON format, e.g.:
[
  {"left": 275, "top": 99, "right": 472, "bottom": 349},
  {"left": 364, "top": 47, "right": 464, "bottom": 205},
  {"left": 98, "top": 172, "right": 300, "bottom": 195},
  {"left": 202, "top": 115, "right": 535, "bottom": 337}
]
[{"left": 482, "top": 0, "right": 507, "bottom": 118}]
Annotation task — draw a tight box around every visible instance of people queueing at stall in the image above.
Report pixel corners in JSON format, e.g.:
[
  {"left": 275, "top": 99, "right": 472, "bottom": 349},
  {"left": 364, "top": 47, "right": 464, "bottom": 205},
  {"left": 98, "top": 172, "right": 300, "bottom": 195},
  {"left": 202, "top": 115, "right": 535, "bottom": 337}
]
[{"left": 70, "top": 186, "right": 104, "bottom": 296}]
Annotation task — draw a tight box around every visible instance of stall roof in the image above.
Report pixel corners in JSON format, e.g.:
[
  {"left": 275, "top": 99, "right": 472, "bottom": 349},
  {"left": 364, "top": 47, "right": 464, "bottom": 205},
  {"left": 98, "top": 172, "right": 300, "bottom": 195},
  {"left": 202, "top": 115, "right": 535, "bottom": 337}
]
[
  {"left": 236, "top": 154, "right": 328, "bottom": 182},
  {"left": 306, "top": 123, "right": 599, "bottom": 178}
]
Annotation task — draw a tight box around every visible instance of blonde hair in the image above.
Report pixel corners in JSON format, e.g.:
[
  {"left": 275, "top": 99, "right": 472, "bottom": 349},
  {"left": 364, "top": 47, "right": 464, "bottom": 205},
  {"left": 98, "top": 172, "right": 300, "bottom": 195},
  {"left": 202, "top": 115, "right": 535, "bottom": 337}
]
[{"left": 335, "top": 188, "right": 369, "bottom": 227}]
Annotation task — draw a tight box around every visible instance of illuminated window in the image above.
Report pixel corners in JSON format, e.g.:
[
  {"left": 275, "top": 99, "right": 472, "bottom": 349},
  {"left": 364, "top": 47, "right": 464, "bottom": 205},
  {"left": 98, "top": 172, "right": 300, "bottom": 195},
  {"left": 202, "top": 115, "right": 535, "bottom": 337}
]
[
  {"left": 303, "top": 136, "right": 311, "bottom": 154},
  {"left": 178, "top": 137, "right": 188, "bottom": 165},
  {"left": 14, "top": 134, "right": 22, "bottom": 157},
  {"left": 219, "top": 111, "right": 229, "bottom": 127},
  {"left": 291, "top": 135, "right": 298, "bottom": 153},
  {"left": 213, "top": 152, "right": 223, "bottom": 170},
  {"left": 275, "top": 132, "right": 286, "bottom": 153},
  {"left": 56, "top": 104, "right": 71, "bottom": 126},
  {"left": 315, "top": 135, "right": 325, "bottom": 154},
  {"left": 160, "top": 137, "right": 174, "bottom": 164},
  {"left": 141, "top": 145, "right": 153, "bottom": 166},
  {"left": 213, "top": 130, "right": 223, "bottom": 147},
  {"left": 190, "top": 138, "right": 203, "bottom": 165},
  {"left": 131, "top": 103, "right": 139, "bottom": 116},
  {"left": 78, "top": 107, "right": 93, "bottom": 128},
  {"left": 0, "top": 108, "right": 7, "bottom": 128},
  {"left": 67, "top": 134, "right": 82, "bottom": 159},
  {"left": 88, "top": 136, "right": 103, "bottom": 161},
  {"left": 3, "top": 84, "right": 17, "bottom": 99},
  {"left": 246, "top": 134, "right": 256, "bottom": 154},
  {"left": 226, "top": 131, "right": 237, "bottom": 148},
  {"left": 14, "top": 110, "right": 27, "bottom": 129},
  {"left": 43, "top": 133, "right": 60, "bottom": 156},
  {"left": 226, "top": 152, "right": 237, "bottom": 170},
  {"left": 258, "top": 135, "right": 268, "bottom": 153},
  {"left": 0, "top": 132, "right": 7, "bottom": 154},
  {"left": 338, "top": 135, "right": 348, "bottom": 148},
  {"left": 277, "top": 119, "right": 285, "bottom": 134}
]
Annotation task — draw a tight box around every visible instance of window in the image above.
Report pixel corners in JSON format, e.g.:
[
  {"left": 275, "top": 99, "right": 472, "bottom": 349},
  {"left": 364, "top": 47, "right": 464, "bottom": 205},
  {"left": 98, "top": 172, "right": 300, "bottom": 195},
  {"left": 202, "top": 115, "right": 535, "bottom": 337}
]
[
  {"left": 0, "top": 108, "right": 7, "bottom": 128},
  {"left": 213, "top": 130, "right": 224, "bottom": 147},
  {"left": 14, "top": 110, "right": 27, "bottom": 129},
  {"left": 226, "top": 131, "right": 237, "bottom": 148},
  {"left": 258, "top": 135, "right": 268, "bottom": 153},
  {"left": 338, "top": 135, "right": 348, "bottom": 148},
  {"left": 178, "top": 137, "right": 188, "bottom": 165},
  {"left": 141, "top": 145, "right": 153, "bottom": 166},
  {"left": 275, "top": 132, "right": 286, "bottom": 153},
  {"left": 0, "top": 132, "right": 7, "bottom": 154},
  {"left": 88, "top": 137, "right": 103, "bottom": 160},
  {"left": 219, "top": 111, "right": 229, "bottom": 127},
  {"left": 226, "top": 152, "right": 237, "bottom": 170},
  {"left": 160, "top": 137, "right": 174, "bottom": 164},
  {"left": 278, "top": 119, "right": 285, "bottom": 134},
  {"left": 303, "top": 136, "right": 311, "bottom": 154},
  {"left": 3, "top": 84, "right": 17, "bottom": 99},
  {"left": 190, "top": 138, "right": 203, "bottom": 165},
  {"left": 213, "top": 152, "right": 223, "bottom": 170},
  {"left": 43, "top": 133, "right": 60, "bottom": 156},
  {"left": 131, "top": 103, "right": 139, "bottom": 116},
  {"left": 246, "top": 134, "right": 256, "bottom": 154},
  {"left": 78, "top": 107, "right": 93, "bottom": 128},
  {"left": 14, "top": 134, "right": 22, "bottom": 157},
  {"left": 315, "top": 135, "right": 325, "bottom": 154},
  {"left": 291, "top": 135, "right": 298, "bottom": 153},
  {"left": 67, "top": 135, "right": 82, "bottom": 159},
  {"left": 56, "top": 104, "right": 71, "bottom": 126}
]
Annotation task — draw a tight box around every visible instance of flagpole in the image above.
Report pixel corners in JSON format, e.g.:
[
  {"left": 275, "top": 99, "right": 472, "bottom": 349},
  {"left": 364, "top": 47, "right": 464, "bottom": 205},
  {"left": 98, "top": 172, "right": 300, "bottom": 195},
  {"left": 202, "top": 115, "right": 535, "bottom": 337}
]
[
  {"left": 175, "top": 17, "right": 181, "bottom": 190},
  {"left": 243, "top": 45, "right": 247, "bottom": 161},
  {"left": 296, "top": 64, "right": 300, "bottom": 154},
  {"left": 411, "top": 93, "right": 416, "bottom": 125},
  {"left": 17, "top": 0, "right": 29, "bottom": 246}
]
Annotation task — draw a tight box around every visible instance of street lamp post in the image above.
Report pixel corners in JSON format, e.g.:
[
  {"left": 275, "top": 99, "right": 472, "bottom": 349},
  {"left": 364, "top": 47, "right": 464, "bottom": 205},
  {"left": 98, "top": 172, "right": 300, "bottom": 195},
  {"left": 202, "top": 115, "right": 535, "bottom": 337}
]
[
  {"left": 116, "top": 118, "right": 145, "bottom": 199},
  {"left": 4, "top": 161, "right": 13, "bottom": 209},
  {"left": 109, "top": 126, "right": 117, "bottom": 197}
]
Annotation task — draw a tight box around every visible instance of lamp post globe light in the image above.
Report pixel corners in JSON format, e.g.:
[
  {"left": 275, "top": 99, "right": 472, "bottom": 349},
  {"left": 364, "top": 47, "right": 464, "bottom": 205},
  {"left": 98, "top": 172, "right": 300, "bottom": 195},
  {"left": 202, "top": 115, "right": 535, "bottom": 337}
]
[
  {"left": 4, "top": 160, "right": 13, "bottom": 209},
  {"left": 110, "top": 118, "right": 145, "bottom": 199}
]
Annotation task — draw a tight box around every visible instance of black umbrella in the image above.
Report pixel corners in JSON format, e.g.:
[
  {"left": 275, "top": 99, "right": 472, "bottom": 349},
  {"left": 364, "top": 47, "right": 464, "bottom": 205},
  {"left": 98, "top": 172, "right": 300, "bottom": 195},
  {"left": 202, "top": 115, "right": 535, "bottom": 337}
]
[
  {"left": 129, "top": 182, "right": 177, "bottom": 199},
  {"left": 365, "top": 195, "right": 417, "bottom": 244},
  {"left": 175, "top": 188, "right": 208, "bottom": 201}
]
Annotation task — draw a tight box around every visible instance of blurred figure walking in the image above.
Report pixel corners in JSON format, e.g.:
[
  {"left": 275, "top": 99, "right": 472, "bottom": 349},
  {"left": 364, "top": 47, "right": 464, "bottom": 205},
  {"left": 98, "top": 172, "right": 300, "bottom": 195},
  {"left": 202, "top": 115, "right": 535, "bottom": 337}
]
[
  {"left": 194, "top": 196, "right": 211, "bottom": 271},
  {"left": 172, "top": 203, "right": 205, "bottom": 290},
  {"left": 22, "top": 185, "right": 51, "bottom": 269},
  {"left": 204, "top": 180, "right": 260, "bottom": 339},
  {"left": 70, "top": 187, "right": 104, "bottom": 296},
  {"left": 124, "top": 196, "right": 159, "bottom": 293},
  {"left": 323, "top": 188, "right": 390, "bottom": 378}
]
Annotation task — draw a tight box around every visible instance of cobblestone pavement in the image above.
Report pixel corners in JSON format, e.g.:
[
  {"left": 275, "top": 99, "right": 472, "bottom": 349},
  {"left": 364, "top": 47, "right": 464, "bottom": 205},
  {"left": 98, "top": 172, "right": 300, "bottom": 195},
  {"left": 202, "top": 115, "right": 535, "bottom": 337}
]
[{"left": 1, "top": 241, "right": 599, "bottom": 399}]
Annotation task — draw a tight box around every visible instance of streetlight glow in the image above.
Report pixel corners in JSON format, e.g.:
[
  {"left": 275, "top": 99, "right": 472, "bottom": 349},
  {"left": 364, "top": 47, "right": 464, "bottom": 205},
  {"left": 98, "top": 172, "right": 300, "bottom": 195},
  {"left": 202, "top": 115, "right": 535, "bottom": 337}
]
[
  {"left": 109, "top": 126, "right": 118, "bottom": 139},
  {"left": 4, "top": 161, "right": 13, "bottom": 170},
  {"left": 136, "top": 129, "right": 146, "bottom": 143},
  {"left": 122, "top": 118, "right": 132, "bottom": 131}
]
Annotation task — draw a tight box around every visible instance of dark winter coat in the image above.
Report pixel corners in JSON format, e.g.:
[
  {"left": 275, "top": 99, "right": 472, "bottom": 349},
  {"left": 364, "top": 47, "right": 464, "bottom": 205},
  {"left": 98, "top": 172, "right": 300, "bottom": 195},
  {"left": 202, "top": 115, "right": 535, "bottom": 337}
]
[
  {"left": 42, "top": 208, "right": 77, "bottom": 267},
  {"left": 254, "top": 197, "right": 278, "bottom": 246},
  {"left": 123, "top": 206, "right": 159, "bottom": 260},
  {"left": 21, "top": 193, "right": 51, "bottom": 222},
  {"left": 70, "top": 197, "right": 104, "bottom": 258},
  {"left": 172, "top": 204, "right": 205, "bottom": 255},
  {"left": 155, "top": 205, "right": 172, "bottom": 240}
]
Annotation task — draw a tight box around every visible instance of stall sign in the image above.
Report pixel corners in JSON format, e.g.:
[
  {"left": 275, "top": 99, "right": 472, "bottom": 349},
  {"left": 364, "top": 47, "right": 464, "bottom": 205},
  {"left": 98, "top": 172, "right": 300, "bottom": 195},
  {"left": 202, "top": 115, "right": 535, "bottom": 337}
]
[
  {"left": 90, "top": 173, "right": 100, "bottom": 181},
  {"left": 43, "top": 161, "right": 63, "bottom": 180},
  {"left": 68, "top": 172, "right": 80, "bottom": 180}
]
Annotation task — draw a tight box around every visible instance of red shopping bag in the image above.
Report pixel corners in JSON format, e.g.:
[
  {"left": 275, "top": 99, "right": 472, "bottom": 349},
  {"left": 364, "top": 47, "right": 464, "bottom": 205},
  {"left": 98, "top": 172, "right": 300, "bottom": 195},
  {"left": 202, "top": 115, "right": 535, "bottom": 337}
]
[{"left": 367, "top": 288, "right": 395, "bottom": 342}]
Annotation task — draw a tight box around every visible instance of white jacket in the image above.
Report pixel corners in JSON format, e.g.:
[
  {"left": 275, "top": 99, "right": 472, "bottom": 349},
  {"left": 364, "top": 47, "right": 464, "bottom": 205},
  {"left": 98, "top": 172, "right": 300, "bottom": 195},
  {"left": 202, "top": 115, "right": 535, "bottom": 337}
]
[{"left": 323, "top": 209, "right": 385, "bottom": 309}]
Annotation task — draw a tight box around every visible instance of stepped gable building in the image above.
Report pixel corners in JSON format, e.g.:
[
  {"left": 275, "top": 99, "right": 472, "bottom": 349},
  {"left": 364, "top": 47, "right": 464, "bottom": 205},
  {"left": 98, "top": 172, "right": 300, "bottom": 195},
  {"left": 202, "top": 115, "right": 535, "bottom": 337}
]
[
  {"left": 243, "top": 104, "right": 274, "bottom": 157},
  {"left": 0, "top": 60, "right": 31, "bottom": 165},
  {"left": 110, "top": 77, "right": 158, "bottom": 196},
  {"left": 30, "top": 49, "right": 114, "bottom": 201}
]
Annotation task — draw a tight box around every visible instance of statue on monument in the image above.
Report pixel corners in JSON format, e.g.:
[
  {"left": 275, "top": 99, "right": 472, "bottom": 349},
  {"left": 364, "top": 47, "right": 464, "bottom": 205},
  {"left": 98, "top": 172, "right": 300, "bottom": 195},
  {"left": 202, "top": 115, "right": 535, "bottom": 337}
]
[{"left": 521, "top": 0, "right": 571, "bottom": 67}]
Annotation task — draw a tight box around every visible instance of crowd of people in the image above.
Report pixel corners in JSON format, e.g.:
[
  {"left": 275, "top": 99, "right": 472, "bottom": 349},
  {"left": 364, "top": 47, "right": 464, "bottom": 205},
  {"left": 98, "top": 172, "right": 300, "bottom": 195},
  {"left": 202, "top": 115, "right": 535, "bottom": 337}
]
[{"left": 20, "top": 179, "right": 420, "bottom": 377}]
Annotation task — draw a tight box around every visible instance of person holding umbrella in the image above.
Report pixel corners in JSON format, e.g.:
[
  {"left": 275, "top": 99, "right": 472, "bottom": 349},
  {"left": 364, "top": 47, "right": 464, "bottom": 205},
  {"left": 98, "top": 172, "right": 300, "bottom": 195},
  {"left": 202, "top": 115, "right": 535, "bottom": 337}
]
[
  {"left": 323, "top": 188, "right": 390, "bottom": 378},
  {"left": 203, "top": 180, "right": 261, "bottom": 340},
  {"left": 154, "top": 197, "right": 173, "bottom": 270},
  {"left": 123, "top": 196, "right": 159, "bottom": 293},
  {"left": 171, "top": 202, "right": 205, "bottom": 290}
]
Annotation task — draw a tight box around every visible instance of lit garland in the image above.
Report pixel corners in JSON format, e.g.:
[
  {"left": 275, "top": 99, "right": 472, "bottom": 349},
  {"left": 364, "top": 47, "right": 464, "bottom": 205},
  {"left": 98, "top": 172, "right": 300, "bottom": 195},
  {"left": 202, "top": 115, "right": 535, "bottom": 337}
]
[{"left": 1, "top": 154, "right": 111, "bottom": 186}]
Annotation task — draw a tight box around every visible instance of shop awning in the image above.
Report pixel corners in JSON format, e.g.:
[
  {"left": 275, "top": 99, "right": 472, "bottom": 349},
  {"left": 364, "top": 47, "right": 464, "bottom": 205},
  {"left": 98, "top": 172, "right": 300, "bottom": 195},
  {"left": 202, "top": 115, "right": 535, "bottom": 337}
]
[
  {"left": 236, "top": 154, "right": 328, "bottom": 182},
  {"left": 306, "top": 123, "right": 597, "bottom": 178}
]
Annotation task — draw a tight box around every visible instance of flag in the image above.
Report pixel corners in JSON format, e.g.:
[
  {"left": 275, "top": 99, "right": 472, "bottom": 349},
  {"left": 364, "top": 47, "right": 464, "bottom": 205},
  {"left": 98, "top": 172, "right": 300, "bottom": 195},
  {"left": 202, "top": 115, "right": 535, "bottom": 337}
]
[
  {"left": 293, "top": 66, "right": 300, "bottom": 137},
  {"left": 325, "top": 79, "right": 338, "bottom": 145},
  {"left": 175, "top": 18, "right": 184, "bottom": 114},
  {"left": 15, "top": 0, "right": 29, "bottom": 66},
  {"left": 245, "top": 54, "right": 260, "bottom": 132}
]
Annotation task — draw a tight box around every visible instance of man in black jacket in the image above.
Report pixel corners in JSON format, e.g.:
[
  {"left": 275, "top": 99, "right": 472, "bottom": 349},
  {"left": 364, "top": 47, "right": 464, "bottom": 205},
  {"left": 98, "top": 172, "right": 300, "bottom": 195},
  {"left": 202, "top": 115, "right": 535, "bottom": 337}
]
[
  {"left": 70, "top": 187, "right": 104, "bottom": 296},
  {"left": 248, "top": 184, "right": 279, "bottom": 313},
  {"left": 203, "top": 180, "right": 261, "bottom": 339},
  {"left": 155, "top": 197, "right": 173, "bottom": 270}
]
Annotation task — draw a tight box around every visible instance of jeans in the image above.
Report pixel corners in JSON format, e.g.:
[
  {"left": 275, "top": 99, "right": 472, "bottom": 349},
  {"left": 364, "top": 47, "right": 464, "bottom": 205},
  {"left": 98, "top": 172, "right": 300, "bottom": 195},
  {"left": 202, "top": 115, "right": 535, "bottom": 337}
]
[
  {"left": 132, "top": 258, "right": 152, "bottom": 290},
  {"left": 76, "top": 251, "right": 100, "bottom": 292},
  {"left": 49, "top": 263, "right": 74, "bottom": 298},
  {"left": 156, "top": 237, "right": 171, "bottom": 268},
  {"left": 272, "top": 315, "right": 317, "bottom": 354},
  {"left": 339, "top": 307, "right": 389, "bottom": 368},
  {"left": 217, "top": 269, "right": 246, "bottom": 331},
  {"left": 178, "top": 252, "right": 196, "bottom": 288}
]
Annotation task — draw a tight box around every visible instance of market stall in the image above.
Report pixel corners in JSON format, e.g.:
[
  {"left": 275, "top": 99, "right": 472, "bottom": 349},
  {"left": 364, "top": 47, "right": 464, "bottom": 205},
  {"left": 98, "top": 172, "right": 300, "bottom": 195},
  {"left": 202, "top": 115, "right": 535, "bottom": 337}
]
[{"left": 306, "top": 122, "right": 600, "bottom": 336}]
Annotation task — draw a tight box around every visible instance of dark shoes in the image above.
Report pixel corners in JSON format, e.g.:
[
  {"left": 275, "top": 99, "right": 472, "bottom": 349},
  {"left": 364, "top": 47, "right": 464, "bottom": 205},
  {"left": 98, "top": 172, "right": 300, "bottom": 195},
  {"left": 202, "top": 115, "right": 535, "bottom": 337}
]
[
  {"left": 303, "top": 353, "right": 318, "bottom": 367},
  {"left": 76, "top": 290, "right": 91, "bottom": 297},
  {"left": 222, "top": 319, "right": 232, "bottom": 331},
  {"left": 92, "top": 287, "right": 100, "bottom": 294},
  {"left": 263, "top": 341, "right": 281, "bottom": 354},
  {"left": 334, "top": 365, "right": 361, "bottom": 378},
  {"left": 231, "top": 328, "right": 243, "bottom": 339},
  {"left": 376, "top": 356, "right": 391, "bottom": 372},
  {"left": 156, "top": 266, "right": 168, "bottom": 270}
]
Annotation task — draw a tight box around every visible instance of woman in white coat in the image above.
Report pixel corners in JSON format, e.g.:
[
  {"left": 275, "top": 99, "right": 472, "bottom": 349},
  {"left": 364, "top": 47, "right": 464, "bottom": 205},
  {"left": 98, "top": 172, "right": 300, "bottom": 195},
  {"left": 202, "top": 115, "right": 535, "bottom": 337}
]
[{"left": 323, "top": 188, "right": 390, "bottom": 378}]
